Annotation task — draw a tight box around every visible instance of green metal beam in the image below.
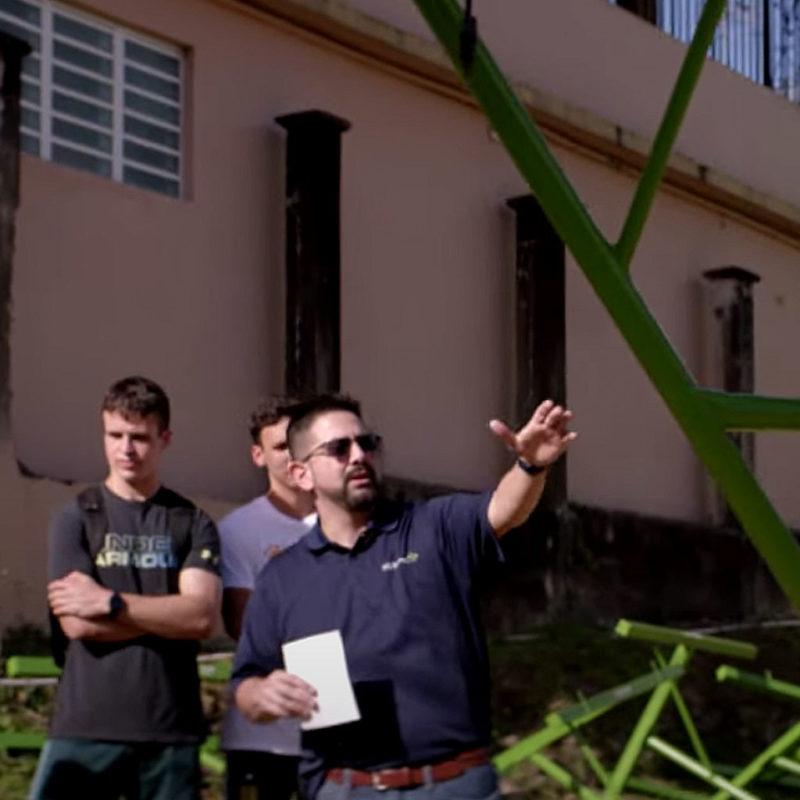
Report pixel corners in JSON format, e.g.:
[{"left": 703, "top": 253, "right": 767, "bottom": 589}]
[
  {"left": 615, "top": 0, "right": 726, "bottom": 270},
  {"left": 698, "top": 390, "right": 800, "bottom": 431},
  {"left": 411, "top": 0, "right": 800, "bottom": 612}
]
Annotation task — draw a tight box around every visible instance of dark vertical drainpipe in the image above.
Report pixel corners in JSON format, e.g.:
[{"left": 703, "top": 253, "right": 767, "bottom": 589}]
[
  {"left": 762, "top": 0, "right": 772, "bottom": 89},
  {"left": 0, "top": 33, "right": 31, "bottom": 440},
  {"left": 275, "top": 110, "right": 350, "bottom": 395},
  {"left": 703, "top": 266, "right": 760, "bottom": 525},
  {"left": 617, "top": 0, "right": 658, "bottom": 24},
  {"left": 507, "top": 195, "right": 567, "bottom": 511}
]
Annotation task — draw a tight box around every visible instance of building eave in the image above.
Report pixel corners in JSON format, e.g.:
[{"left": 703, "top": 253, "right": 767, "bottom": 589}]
[{"left": 228, "top": 0, "right": 800, "bottom": 249}]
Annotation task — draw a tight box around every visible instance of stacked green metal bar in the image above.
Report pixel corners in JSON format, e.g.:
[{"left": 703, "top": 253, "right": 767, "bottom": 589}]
[
  {"left": 646, "top": 736, "right": 760, "bottom": 800},
  {"left": 717, "top": 665, "right": 800, "bottom": 701},
  {"left": 5, "top": 655, "right": 60, "bottom": 678},
  {"left": 616, "top": 620, "right": 758, "bottom": 660},
  {"left": 545, "top": 664, "right": 684, "bottom": 726},
  {"left": 493, "top": 664, "right": 684, "bottom": 772},
  {"left": 606, "top": 644, "right": 692, "bottom": 795},
  {"left": 197, "top": 659, "right": 232, "bottom": 682},
  {"left": 1, "top": 653, "right": 230, "bottom": 775}
]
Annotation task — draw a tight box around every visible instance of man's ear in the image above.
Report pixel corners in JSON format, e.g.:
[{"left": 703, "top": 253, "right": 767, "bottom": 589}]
[
  {"left": 288, "top": 460, "right": 314, "bottom": 492},
  {"left": 161, "top": 429, "right": 173, "bottom": 448},
  {"left": 251, "top": 444, "right": 265, "bottom": 469}
]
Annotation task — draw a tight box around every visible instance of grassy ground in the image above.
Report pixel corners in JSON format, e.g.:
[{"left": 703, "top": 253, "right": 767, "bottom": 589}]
[{"left": 3, "top": 622, "right": 800, "bottom": 799}]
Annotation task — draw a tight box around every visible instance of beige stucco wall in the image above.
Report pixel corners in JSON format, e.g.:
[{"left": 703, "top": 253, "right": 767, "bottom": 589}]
[{"left": 3, "top": 0, "right": 800, "bottom": 627}]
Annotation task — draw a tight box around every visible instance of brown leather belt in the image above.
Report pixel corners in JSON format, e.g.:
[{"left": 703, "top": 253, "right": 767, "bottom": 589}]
[{"left": 325, "top": 747, "right": 489, "bottom": 790}]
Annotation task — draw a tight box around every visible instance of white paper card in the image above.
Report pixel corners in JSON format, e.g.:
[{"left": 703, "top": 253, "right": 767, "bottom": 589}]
[{"left": 282, "top": 629, "right": 361, "bottom": 730}]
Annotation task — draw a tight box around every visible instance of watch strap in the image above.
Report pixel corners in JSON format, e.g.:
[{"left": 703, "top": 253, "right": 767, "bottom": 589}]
[{"left": 516, "top": 457, "right": 547, "bottom": 476}]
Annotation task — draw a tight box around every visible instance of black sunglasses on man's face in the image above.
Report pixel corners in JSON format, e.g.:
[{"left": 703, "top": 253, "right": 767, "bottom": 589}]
[{"left": 301, "top": 433, "right": 382, "bottom": 462}]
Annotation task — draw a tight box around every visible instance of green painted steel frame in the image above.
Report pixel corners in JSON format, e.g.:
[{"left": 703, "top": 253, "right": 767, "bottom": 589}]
[
  {"left": 492, "top": 621, "right": 760, "bottom": 799},
  {"left": 410, "top": 0, "right": 800, "bottom": 610},
  {"left": 0, "top": 654, "right": 230, "bottom": 775}
]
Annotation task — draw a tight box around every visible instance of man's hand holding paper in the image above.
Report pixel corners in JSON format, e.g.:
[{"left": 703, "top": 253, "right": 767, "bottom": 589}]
[
  {"left": 236, "top": 669, "right": 318, "bottom": 724},
  {"left": 282, "top": 630, "right": 360, "bottom": 730}
]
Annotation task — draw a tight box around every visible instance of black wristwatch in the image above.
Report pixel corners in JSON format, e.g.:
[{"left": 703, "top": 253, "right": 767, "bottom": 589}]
[
  {"left": 516, "top": 457, "right": 547, "bottom": 476},
  {"left": 108, "top": 591, "right": 125, "bottom": 620}
]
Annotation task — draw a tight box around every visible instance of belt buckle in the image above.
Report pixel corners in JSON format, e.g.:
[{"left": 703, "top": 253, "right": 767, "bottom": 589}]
[{"left": 371, "top": 770, "right": 392, "bottom": 791}]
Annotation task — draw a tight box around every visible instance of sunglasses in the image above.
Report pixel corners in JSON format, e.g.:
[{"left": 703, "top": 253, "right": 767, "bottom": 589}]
[{"left": 301, "top": 433, "right": 383, "bottom": 462}]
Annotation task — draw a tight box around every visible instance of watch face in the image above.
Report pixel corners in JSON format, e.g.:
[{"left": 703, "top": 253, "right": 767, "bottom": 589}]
[{"left": 109, "top": 591, "right": 124, "bottom": 619}]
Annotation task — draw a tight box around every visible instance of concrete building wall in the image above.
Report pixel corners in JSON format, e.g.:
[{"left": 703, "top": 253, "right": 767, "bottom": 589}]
[{"left": 2, "top": 0, "right": 800, "bottom": 628}]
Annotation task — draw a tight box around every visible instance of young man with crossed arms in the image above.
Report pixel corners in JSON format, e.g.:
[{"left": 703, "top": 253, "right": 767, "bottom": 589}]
[{"left": 33, "top": 376, "right": 221, "bottom": 800}]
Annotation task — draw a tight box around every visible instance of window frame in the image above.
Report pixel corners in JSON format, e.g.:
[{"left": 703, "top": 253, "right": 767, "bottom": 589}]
[{"left": 0, "top": 0, "right": 185, "bottom": 198}]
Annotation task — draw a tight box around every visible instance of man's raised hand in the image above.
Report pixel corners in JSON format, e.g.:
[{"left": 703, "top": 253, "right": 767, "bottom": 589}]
[{"left": 489, "top": 399, "right": 577, "bottom": 469}]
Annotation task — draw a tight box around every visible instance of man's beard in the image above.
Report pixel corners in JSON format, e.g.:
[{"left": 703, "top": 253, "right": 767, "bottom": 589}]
[{"left": 343, "top": 463, "right": 380, "bottom": 511}]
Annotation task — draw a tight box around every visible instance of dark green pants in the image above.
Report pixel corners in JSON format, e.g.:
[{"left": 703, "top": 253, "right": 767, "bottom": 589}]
[{"left": 28, "top": 738, "right": 200, "bottom": 800}]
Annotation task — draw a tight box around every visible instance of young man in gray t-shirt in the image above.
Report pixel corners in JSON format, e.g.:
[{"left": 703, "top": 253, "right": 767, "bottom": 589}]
[
  {"left": 220, "top": 396, "right": 315, "bottom": 800},
  {"left": 32, "top": 376, "right": 222, "bottom": 800}
]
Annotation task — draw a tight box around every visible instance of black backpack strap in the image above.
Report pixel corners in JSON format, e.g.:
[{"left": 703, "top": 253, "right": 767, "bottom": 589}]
[
  {"left": 49, "top": 486, "right": 109, "bottom": 668},
  {"left": 76, "top": 485, "right": 108, "bottom": 550}
]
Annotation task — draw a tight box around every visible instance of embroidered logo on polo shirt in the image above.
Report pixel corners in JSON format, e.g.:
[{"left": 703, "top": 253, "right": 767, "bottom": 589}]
[{"left": 381, "top": 551, "right": 419, "bottom": 572}]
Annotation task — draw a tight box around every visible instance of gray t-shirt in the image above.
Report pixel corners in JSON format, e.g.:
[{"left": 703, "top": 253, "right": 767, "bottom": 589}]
[
  {"left": 48, "top": 485, "right": 220, "bottom": 743},
  {"left": 220, "top": 496, "right": 315, "bottom": 754}
]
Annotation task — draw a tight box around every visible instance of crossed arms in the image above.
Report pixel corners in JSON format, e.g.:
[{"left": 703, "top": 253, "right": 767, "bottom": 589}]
[{"left": 49, "top": 567, "right": 221, "bottom": 642}]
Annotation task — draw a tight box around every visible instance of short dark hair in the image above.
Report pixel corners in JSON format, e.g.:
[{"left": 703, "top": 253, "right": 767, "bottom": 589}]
[
  {"left": 248, "top": 395, "right": 308, "bottom": 444},
  {"left": 102, "top": 376, "right": 171, "bottom": 433},
  {"left": 286, "top": 394, "right": 362, "bottom": 458}
]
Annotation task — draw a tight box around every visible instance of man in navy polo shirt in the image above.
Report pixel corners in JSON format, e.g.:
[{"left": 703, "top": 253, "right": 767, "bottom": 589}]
[{"left": 233, "top": 394, "right": 576, "bottom": 800}]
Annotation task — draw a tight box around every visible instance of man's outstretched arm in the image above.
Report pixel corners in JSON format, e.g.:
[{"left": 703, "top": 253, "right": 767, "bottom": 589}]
[{"left": 487, "top": 399, "right": 577, "bottom": 537}]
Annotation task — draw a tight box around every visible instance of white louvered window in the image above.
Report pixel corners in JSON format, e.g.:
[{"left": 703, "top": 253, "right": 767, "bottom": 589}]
[{"left": 0, "top": 0, "right": 183, "bottom": 198}]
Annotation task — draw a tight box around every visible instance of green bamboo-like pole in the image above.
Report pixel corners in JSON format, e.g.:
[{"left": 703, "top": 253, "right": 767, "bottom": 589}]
[
  {"left": 605, "top": 645, "right": 691, "bottom": 796},
  {"left": 773, "top": 756, "right": 800, "bottom": 777},
  {"left": 615, "top": 619, "right": 757, "bottom": 659},
  {"left": 647, "top": 737, "right": 760, "bottom": 800},
  {"left": 716, "top": 665, "right": 800, "bottom": 702},
  {"left": 528, "top": 752, "right": 605, "bottom": 800},
  {"left": 412, "top": 0, "right": 800, "bottom": 612},
  {"left": 654, "top": 650, "right": 711, "bottom": 769},
  {"left": 626, "top": 776, "right": 709, "bottom": 800},
  {"left": 711, "top": 721, "right": 800, "bottom": 800},
  {"left": 615, "top": 0, "right": 726, "bottom": 269}
]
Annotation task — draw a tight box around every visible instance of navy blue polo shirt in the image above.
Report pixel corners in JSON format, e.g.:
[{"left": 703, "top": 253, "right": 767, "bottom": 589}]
[{"left": 232, "top": 490, "right": 503, "bottom": 789}]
